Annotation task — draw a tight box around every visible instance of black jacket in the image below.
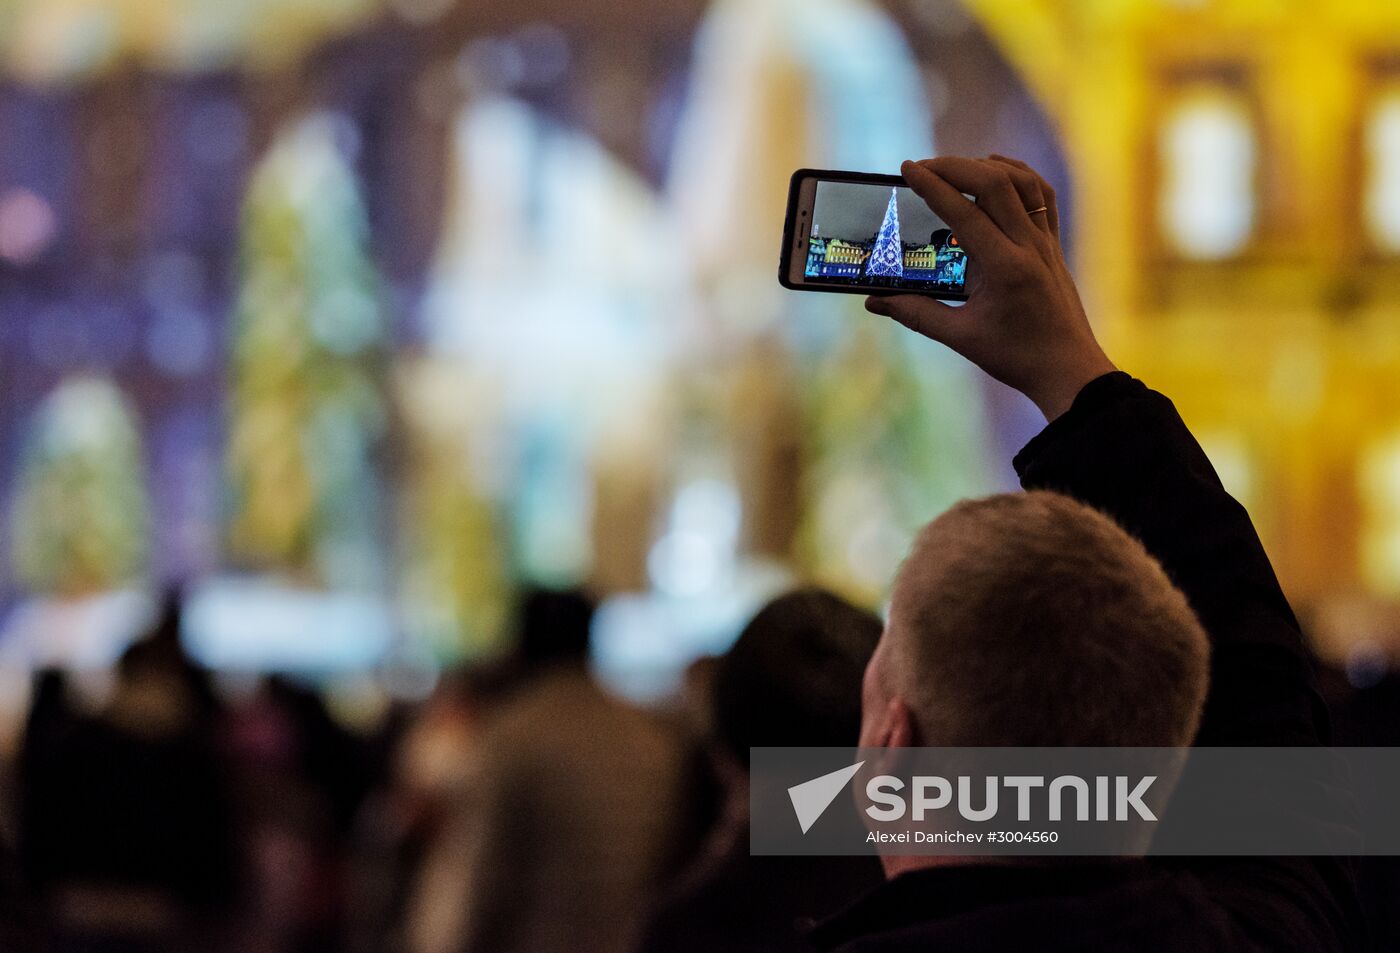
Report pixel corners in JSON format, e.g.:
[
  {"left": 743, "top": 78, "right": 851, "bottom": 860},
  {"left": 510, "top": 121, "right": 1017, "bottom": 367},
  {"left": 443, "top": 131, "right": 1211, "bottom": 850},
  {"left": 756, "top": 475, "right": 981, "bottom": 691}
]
[
  {"left": 639, "top": 828, "right": 883, "bottom": 953},
  {"left": 807, "top": 372, "right": 1362, "bottom": 953}
]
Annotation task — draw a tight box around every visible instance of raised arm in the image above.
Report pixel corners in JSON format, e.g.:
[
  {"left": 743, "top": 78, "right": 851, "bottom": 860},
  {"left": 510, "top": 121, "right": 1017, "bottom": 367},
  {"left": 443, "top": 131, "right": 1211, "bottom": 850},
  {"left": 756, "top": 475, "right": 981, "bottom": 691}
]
[
  {"left": 870, "top": 155, "right": 1359, "bottom": 951},
  {"left": 869, "top": 155, "right": 1322, "bottom": 747},
  {"left": 1011, "top": 372, "right": 1325, "bottom": 747}
]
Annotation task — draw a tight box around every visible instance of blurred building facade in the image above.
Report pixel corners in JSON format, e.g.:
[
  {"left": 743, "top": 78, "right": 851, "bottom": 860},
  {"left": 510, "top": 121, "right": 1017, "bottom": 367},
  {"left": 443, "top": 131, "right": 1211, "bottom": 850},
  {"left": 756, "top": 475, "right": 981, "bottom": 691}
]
[
  {"left": 1, "top": 0, "right": 1399, "bottom": 679},
  {"left": 967, "top": 0, "right": 1400, "bottom": 654}
]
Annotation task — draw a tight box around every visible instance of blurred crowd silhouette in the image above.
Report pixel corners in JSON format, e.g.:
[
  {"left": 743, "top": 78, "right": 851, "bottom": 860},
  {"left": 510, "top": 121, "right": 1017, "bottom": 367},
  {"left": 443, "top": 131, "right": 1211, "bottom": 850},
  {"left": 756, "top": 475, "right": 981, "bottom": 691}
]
[
  {"left": 0, "top": 584, "right": 882, "bottom": 953},
  {"left": 2, "top": 583, "right": 1398, "bottom": 953}
]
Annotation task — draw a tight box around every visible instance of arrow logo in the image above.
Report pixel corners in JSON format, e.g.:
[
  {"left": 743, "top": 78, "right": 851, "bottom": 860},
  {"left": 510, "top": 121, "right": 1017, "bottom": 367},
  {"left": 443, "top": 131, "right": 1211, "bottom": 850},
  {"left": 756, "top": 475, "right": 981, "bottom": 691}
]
[{"left": 787, "top": 761, "right": 864, "bottom": 834}]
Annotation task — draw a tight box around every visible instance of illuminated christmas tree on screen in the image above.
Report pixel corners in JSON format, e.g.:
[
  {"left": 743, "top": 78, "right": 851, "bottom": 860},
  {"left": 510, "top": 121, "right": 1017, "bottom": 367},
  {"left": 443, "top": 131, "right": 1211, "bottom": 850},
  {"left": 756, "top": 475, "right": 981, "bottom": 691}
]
[{"left": 866, "top": 188, "right": 904, "bottom": 277}]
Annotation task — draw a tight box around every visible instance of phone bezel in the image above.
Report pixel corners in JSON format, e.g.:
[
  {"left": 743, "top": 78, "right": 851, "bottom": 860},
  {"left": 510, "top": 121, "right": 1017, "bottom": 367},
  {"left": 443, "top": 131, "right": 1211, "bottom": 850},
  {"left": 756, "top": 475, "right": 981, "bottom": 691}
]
[{"left": 778, "top": 167, "right": 971, "bottom": 302}]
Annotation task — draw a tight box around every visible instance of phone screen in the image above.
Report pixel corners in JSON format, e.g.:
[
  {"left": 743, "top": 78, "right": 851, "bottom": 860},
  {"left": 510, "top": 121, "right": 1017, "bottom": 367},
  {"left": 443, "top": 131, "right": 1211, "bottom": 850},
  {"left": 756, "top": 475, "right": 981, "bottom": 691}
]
[{"left": 803, "top": 179, "right": 968, "bottom": 295}]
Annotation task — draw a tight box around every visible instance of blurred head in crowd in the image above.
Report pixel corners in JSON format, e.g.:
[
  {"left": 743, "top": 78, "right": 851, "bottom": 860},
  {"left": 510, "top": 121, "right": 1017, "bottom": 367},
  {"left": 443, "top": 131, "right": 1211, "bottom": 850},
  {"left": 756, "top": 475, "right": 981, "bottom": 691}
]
[
  {"left": 149, "top": 587, "right": 184, "bottom": 645},
  {"left": 28, "top": 668, "right": 68, "bottom": 719},
  {"left": 514, "top": 586, "right": 596, "bottom": 671},
  {"left": 110, "top": 636, "right": 200, "bottom": 738},
  {"left": 21, "top": 667, "right": 73, "bottom": 761},
  {"left": 713, "top": 588, "right": 882, "bottom": 769},
  {"left": 863, "top": 491, "right": 1210, "bottom": 752}
]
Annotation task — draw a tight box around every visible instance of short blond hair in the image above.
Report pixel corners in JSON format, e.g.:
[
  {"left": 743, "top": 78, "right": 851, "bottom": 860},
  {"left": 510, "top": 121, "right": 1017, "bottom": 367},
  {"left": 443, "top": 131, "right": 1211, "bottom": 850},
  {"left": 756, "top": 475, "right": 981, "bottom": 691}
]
[{"left": 887, "top": 491, "right": 1209, "bottom": 748}]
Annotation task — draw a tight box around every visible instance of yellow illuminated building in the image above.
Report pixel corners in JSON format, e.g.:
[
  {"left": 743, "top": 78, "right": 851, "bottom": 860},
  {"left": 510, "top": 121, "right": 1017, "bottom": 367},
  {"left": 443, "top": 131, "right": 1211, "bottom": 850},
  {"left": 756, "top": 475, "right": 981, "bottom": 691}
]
[
  {"left": 966, "top": 1, "right": 1400, "bottom": 649},
  {"left": 825, "top": 239, "right": 869, "bottom": 266},
  {"left": 904, "top": 244, "right": 937, "bottom": 270}
]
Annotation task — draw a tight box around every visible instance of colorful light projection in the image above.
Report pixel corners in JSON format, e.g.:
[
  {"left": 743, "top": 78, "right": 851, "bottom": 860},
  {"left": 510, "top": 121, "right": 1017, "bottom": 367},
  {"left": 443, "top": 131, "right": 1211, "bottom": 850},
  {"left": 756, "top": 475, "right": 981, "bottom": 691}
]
[
  {"left": 225, "top": 112, "right": 387, "bottom": 591},
  {"left": 0, "top": 0, "right": 379, "bottom": 81},
  {"left": 671, "top": 0, "right": 993, "bottom": 604},
  {"left": 412, "top": 95, "right": 684, "bottom": 655},
  {"left": 409, "top": 0, "right": 998, "bottom": 678},
  {"left": 10, "top": 376, "right": 149, "bottom": 596}
]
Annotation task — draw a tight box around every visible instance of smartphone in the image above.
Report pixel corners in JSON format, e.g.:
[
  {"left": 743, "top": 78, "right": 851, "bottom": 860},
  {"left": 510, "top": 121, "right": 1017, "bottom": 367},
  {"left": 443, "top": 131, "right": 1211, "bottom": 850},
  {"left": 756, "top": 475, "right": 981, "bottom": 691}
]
[{"left": 779, "top": 168, "right": 970, "bottom": 301}]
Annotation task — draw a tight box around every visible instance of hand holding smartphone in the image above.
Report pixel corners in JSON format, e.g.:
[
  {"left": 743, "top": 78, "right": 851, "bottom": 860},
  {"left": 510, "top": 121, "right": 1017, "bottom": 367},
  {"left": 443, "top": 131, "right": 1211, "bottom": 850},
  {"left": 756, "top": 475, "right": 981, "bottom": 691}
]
[
  {"left": 781, "top": 156, "right": 1116, "bottom": 422},
  {"left": 778, "top": 168, "right": 970, "bottom": 301}
]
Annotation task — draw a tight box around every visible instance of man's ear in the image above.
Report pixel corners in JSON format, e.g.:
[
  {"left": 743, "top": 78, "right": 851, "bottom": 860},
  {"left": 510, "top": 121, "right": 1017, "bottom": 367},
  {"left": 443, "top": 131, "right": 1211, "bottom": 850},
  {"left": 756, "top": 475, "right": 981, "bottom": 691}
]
[
  {"left": 864, "top": 696, "right": 918, "bottom": 749},
  {"left": 885, "top": 696, "right": 918, "bottom": 749},
  {"left": 860, "top": 696, "right": 919, "bottom": 795}
]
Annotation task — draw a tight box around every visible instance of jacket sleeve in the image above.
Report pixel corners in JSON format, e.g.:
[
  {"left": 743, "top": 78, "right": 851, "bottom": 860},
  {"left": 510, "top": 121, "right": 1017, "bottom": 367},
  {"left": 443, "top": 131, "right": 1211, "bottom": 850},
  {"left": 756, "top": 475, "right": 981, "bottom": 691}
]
[{"left": 1012, "top": 371, "right": 1361, "bottom": 952}]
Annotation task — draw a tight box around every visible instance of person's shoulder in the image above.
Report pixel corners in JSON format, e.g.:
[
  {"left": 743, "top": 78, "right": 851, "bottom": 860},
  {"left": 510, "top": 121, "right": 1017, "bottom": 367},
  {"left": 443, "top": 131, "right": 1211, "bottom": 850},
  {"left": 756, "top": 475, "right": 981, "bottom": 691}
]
[
  {"left": 993, "top": 868, "right": 1241, "bottom": 953},
  {"left": 478, "top": 670, "right": 646, "bottom": 751},
  {"left": 808, "top": 865, "right": 1242, "bottom": 953},
  {"left": 640, "top": 848, "right": 806, "bottom": 953}
]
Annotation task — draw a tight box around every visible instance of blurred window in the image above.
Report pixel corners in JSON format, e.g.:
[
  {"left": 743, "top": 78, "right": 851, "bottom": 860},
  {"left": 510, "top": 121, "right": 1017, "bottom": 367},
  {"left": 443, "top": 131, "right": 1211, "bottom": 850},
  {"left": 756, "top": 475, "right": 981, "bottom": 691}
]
[
  {"left": 1158, "top": 89, "right": 1257, "bottom": 259},
  {"left": 1365, "top": 86, "right": 1400, "bottom": 255},
  {"left": 1360, "top": 433, "right": 1400, "bottom": 597}
]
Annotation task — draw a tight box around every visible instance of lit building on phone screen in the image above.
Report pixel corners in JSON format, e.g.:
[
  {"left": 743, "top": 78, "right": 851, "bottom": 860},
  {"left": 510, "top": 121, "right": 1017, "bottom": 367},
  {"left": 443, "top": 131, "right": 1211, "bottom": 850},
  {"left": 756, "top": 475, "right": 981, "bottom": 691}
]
[
  {"left": 902, "top": 244, "right": 937, "bottom": 272},
  {"left": 805, "top": 231, "right": 966, "bottom": 286},
  {"left": 806, "top": 237, "right": 868, "bottom": 278}
]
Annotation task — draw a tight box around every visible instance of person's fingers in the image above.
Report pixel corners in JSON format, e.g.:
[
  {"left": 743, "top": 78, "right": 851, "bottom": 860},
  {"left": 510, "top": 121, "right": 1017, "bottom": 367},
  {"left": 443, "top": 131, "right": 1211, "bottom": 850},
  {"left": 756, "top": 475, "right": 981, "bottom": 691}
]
[
  {"left": 900, "top": 160, "right": 1007, "bottom": 260},
  {"left": 986, "top": 156, "right": 1050, "bottom": 238},
  {"left": 916, "top": 156, "right": 1041, "bottom": 246},
  {"left": 865, "top": 294, "right": 975, "bottom": 351},
  {"left": 989, "top": 154, "right": 1060, "bottom": 238},
  {"left": 988, "top": 154, "right": 1059, "bottom": 239}
]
